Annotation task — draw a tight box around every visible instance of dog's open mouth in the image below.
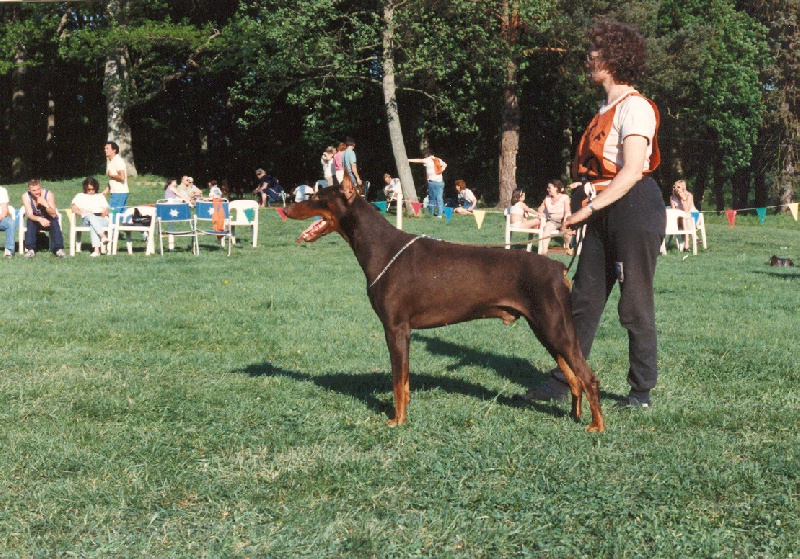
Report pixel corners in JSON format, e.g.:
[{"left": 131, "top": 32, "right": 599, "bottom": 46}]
[{"left": 297, "top": 218, "right": 330, "bottom": 243}]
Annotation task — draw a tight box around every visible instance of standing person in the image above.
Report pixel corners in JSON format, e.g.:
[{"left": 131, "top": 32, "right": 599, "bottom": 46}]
[
  {"left": 22, "top": 179, "right": 65, "bottom": 258},
  {"left": 321, "top": 146, "right": 336, "bottom": 186},
  {"left": 537, "top": 179, "right": 573, "bottom": 255},
  {"left": 409, "top": 149, "right": 447, "bottom": 217},
  {"left": 453, "top": 179, "right": 477, "bottom": 214},
  {"left": 519, "top": 20, "right": 665, "bottom": 409},
  {"left": 71, "top": 176, "right": 111, "bottom": 257},
  {"left": 333, "top": 142, "right": 346, "bottom": 185},
  {"left": 342, "top": 137, "right": 362, "bottom": 187},
  {"left": 0, "top": 185, "right": 16, "bottom": 258},
  {"left": 102, "top": 141, "right": 129, "bottom": 209}
]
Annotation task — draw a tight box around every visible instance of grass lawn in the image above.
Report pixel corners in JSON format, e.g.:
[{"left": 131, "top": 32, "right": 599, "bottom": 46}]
[{"left": 1, "top": 177, "right": 799, "bottom": 557}]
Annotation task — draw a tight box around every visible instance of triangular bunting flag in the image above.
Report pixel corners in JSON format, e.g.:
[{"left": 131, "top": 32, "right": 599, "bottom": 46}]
[
  {"left": 65, "top": 209, "right": 73, "bottom": 221},
  {"left": 443, "top": 207, "right": 454, "bottom": 222},
  {"left": 275, "top": 207, "right": 287, "bottom": 222},
  {"left": 691, "top": 211, "right": 700, "bottom": 226},
  {"left": 756, "top": 207, "right": 766, "bottom": 224},
  {"left": 473, "top": 210, "right": 485, "bottom": 229},
  {"left": 789, "top": 202, "right": 798, "bottom": 221},
  {"left": 244, "top": 208, "right": 255, "bottom": 223},
  {"left": 410, "top": 202, "right": 422, "bottom": 216},
  {"left": 374, "top": 201, "right": 387, "bottom": 213},
  {"left": 725, "top": 209, "right": 737, "bottom": 228}
]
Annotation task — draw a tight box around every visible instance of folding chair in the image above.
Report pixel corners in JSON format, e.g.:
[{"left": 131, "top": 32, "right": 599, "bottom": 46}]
[
  {"left": 68, "top": 210, "right": 114, "bottom": 256},
  {"left": 112, "top": 206, "right": 157, "bottom": 255},
  {"left": 194, "top": 199, "right": 232, "bottom": 256},
  {"left": 229, "top": 199, "right": 259, "bottom": 247},
  {"left": 156, "top": 199, "right": 197, "bottom": 255}
]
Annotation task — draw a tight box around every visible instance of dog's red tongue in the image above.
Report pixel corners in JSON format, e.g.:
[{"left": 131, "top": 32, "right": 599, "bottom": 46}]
[{"left": 297, "top": 219, "right": 327, "bottom": 243}]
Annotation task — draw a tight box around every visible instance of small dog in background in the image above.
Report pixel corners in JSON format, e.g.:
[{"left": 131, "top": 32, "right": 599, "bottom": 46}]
[{"left": 769, "top": 255, "right": 795, "bottom": 267}]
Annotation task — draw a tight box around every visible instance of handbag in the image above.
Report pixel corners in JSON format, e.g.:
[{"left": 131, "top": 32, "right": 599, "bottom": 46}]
[{"left": 131, "top": 208, "right": 152, "bottom": 227}]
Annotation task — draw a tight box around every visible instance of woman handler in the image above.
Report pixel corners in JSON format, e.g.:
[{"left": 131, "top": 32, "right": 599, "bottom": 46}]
[{"left": 521, "top": 20, "right": 666, "bottom": 409}]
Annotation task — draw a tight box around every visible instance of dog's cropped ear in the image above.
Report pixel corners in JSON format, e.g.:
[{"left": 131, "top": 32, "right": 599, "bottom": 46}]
[{"left": 341, "top": 175, "right": 359, "bottom": 204}]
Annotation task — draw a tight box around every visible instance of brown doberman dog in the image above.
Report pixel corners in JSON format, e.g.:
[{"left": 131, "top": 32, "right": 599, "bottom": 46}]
[{"left": 285, "top": 177, "right": 605, "bottom": 432}]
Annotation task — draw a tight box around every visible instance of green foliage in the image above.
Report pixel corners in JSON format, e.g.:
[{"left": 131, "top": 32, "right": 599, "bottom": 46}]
[
  {"left": 0, "top": 178, "right": 799, "bottom": 555},
  {"left": 647, "top": 0, "right": 771, "bottom": 171}
]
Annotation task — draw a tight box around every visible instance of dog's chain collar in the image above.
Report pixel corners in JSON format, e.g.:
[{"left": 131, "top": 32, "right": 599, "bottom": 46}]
[{"left": 368, "top": 235, "right": 428, "bottom": 290}]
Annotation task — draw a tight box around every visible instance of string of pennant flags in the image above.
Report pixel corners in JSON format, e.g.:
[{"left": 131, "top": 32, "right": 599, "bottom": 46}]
[{"left": 275, "top": 200, "right": 799, "bottom": 230}]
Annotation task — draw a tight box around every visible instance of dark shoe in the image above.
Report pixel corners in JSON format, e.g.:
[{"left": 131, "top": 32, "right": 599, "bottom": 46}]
[
  {"left": 613, "top": 395, "right": 651, "bottom": 410},
  {"left": 516, "top": 382, "right": 569, "bottom": 403}
]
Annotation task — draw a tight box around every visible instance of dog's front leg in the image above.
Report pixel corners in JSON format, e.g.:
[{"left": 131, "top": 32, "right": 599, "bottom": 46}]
[{"left": 384, "top": 323, "right": 411, "bottom": 426}]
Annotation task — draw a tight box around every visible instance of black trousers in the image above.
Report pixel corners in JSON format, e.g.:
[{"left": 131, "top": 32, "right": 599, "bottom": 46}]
[{"left": 553, "top": 176, "right": 666, "bottom": 396}]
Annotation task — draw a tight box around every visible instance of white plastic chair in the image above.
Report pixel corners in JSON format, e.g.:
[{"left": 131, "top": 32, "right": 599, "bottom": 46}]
[
  {"left": 691, "top": 211, "right": 708, "bottom": 249},
  {"left": 69, "top": 210, "right": 114, "bottom": 256},
  {"left": 112, "top": 206, "right": 157, "bottom": 255},
  {"left": 194, "top": 199, "right": 232, "bottom": 256},
  {"left": 156, "top": 199, "right": 197, "bottom": 255},
  {"left": 17, "top": 207, "right": 64, "bottom": 254},
  {"left": 661, "top": 208, "right": 697, "bottom": 255},
  {"left": 504, "top": 208, "right": 541, "bottom": 253},
  {"left": 229, "top": 199, "right": 259, "bottom": 247}
]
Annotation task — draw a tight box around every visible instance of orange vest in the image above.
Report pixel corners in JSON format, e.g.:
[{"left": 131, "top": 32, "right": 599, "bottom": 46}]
[{"left": 572, "top": 91, "right": 661, "bottom": 186}]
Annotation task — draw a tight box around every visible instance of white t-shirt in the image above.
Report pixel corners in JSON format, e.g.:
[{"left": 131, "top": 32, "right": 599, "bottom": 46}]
[
  {"left": 422, "top": 156, "right": 446, "bottom": 182},
  {"left": 106, "top": 153, "right": 129, "bottom": 193},
  {"left": 72, "top": 192, "right": 110, "bottom": 215},
  {"left": 0, "top": 186, "right": 9, "bottom": 205},
  {"left": 599, "top": 93, "right": 657, "bottom": 176}
]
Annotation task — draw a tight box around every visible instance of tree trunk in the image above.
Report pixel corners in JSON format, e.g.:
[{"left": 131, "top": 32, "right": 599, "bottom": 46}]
[
  {"left": 383, "top": 0, "right": 417, "bottom": 208},
  {"left": 11, "top": 46, "right": 28, "bottom": 180},
  {"left": 104, "top": 48, "right": 138, "bottom": 177},
  {"left": 497, "top": 0, "right": 520, "bottom": 208},
  {"left": 104, "top": 0, "right": 137, "bottom": 177}
]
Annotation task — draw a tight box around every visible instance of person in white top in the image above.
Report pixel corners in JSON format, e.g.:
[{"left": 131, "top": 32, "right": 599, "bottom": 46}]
[
  {"left": 102, "top": 141, "right": 129, "bottom": 209},
  {"left": 453, "top": 179, "right": 477, "bottom": 214},
  {"left": 409, "top": 149, "right": 447, "bottom": 217},
  {"left": 72, "top": 176, "right": 111, "bottom": 257},
  {"left": 0, "top": 186, "right": 16, "bottom": 257},
  {"left": 508, "top": 188, "right": 540, "bottom": 229}
]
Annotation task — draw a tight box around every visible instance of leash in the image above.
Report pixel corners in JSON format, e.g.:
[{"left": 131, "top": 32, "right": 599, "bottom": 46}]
[{"left": 368, "top": 235, "right": 426, "bottom": 290}]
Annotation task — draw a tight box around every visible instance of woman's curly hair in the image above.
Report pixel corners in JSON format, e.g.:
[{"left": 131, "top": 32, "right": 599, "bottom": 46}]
[{"left": 588, "top": 20, "right": 647, "bottom": 85}]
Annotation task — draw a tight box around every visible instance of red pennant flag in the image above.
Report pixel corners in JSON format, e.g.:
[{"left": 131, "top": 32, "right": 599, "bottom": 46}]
[
  {"left": 725, "top": 209, "right": 737, "bottom": 228},
  {"left": 410, "top": 202, "right": 423, "bottom": 216},
  {"left": 275, "top": 207, "right": 287, "bottom": 222}
]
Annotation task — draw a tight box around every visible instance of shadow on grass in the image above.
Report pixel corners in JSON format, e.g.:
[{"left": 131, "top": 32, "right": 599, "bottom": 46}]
[
  {"left": 239, "top": 337, "right": 576, "bottom": 422},
  {"left": 754, "top": 269, "right": 800, "bottom": 279}
]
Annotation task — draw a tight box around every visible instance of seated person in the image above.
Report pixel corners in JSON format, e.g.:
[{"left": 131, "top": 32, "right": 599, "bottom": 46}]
[
  {"left": 293, "top": 182, "right": 315, "bottom": 203},
  {"left": 267, "top": 178, "right": 286, "bottom": 203},
  {"left": 670, "top": 179, "right": 698, "bottom": 250},
  {"left": 0, "top": 185, "right": 16, "bottom": 258},
  {"left": 164, "top": 178, "right": 190, "bottom": 202},
  {"left": 186, "top": 177, "right": 202, "bottom": 202},
  {"left": 383, "top": 174, "right": 402, "bottom": 202},
  {"left": 207, "top": 180, "right": 223, "bottom": 199},
  {"left": 253, "top": 168, "right": 270, "bottom": 207},
  {"left": 453, "top": 179, "right": 477, "bottom": 214},
  {"left": 22, "top": 179, "right": 65, "bottom": 258},
  {"left": 537, "top": 179, "right": 573, "bottom": 255},
  {"left": 508, "top": 188, "right": 540, "bottom": 229},
  {"left": 71, "top": 176, "right": 111, "bottom": 257}
]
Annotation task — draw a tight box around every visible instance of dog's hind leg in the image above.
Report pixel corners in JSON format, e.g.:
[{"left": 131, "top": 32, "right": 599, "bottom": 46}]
[
  {"left": 384, "top": 323, "right": 411, "bottom": 426},
  {"left": 556, "top": 354, "right": 604, "bottom": 433}
]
